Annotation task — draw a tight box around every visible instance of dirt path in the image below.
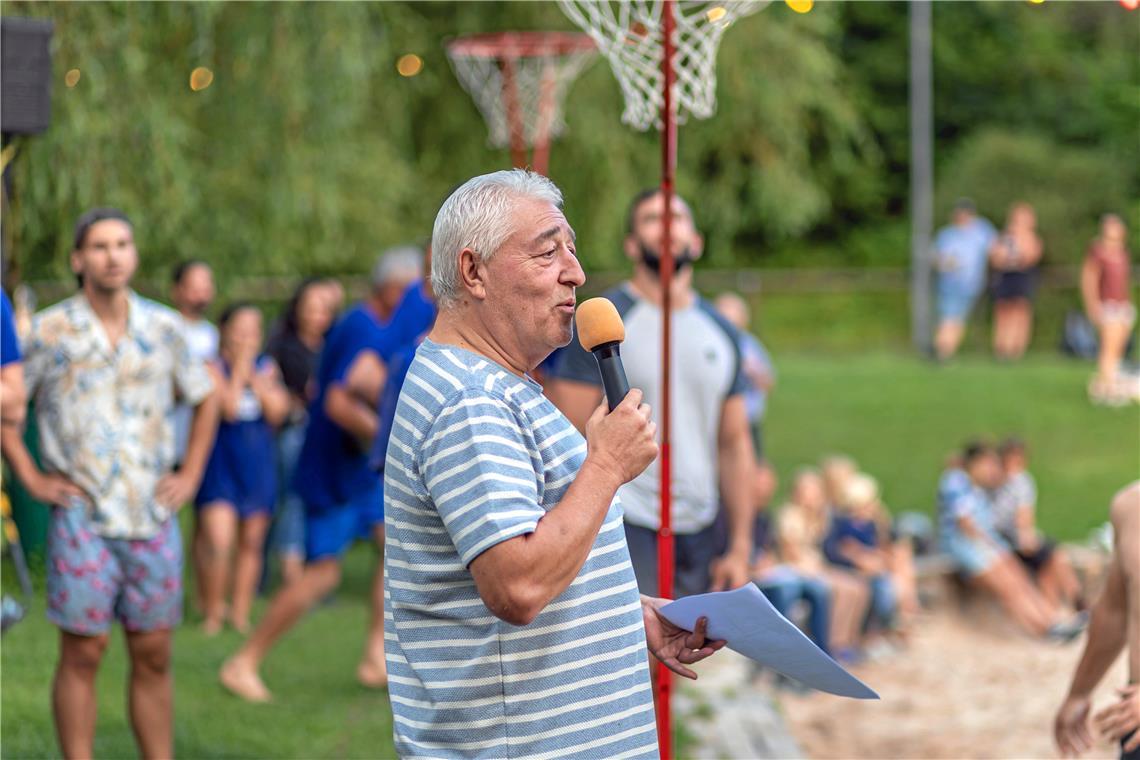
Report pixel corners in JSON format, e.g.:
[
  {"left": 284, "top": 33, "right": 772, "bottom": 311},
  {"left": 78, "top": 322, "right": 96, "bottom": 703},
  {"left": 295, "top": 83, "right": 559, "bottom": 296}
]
[{"left": 780, "top": 607, "right": 1129, "bottom": 759}]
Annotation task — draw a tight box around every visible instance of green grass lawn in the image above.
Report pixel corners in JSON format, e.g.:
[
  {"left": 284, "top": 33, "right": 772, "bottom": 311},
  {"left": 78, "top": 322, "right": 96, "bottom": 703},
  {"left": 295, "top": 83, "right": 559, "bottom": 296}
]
[{"left": 2, "top": 352, "right": 1136, "bottom": 758}]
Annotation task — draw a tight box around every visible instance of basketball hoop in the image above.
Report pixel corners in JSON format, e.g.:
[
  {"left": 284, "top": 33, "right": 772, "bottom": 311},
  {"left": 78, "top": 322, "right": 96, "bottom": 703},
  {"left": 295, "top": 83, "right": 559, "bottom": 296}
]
[
  {"left": 446, "top": 31, "right": 597, "bottom": 176},
  {"left": 557, "top": 1, "right": 766, "bottom": 131}
]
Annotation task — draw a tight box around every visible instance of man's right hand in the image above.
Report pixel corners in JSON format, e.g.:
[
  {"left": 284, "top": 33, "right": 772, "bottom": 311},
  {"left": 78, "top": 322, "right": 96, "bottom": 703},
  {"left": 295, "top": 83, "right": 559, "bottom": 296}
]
[
  {"left": 1055, "top": 693, "right": 1094, "bottom": 758},
  {"left": 27, "top": 472, "right": 89, "bottom": 508},
  {"left": 583, "top": 389, "right": 658, "bottom": 486}
]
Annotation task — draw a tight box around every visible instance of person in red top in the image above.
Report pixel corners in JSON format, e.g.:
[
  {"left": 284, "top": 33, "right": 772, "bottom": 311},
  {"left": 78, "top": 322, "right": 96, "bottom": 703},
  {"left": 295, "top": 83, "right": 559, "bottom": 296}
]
[{"left": 1081, "top": 213, "right": 1135, "bottom": 405}]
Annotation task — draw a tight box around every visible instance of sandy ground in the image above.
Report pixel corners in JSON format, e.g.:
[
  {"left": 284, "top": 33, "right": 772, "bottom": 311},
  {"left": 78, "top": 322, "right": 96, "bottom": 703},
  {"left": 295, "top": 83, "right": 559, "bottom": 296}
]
[{"left": 779, "top": 604, "right": 1130, "bottom": 760}]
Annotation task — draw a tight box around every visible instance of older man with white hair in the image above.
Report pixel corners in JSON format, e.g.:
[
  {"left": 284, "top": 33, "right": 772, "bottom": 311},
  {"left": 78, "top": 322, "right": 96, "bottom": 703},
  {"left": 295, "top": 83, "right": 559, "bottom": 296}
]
[{"left": 383, "top": 170, "right": 724, "bottom": 758}]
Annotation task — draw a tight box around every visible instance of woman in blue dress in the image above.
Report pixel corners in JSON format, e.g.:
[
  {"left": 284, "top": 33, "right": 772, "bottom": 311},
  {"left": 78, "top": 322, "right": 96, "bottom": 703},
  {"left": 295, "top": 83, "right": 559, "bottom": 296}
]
[{"left": 196, "top": 303, "right": 290, "bottom": 635}]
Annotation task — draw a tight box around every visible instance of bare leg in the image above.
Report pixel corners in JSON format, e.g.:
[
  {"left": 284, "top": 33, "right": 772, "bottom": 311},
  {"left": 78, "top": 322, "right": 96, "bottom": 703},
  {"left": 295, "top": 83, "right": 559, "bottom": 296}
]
[
  {"left": 1038, "top": 549, "right": 1082, "bottom": 611},
  {"left": 973, "top": 557, "right": 1055, "bottom": 636},
  {"left": 124, "top": 629, "right": 174, "bottom": 760},
  {"left": 994, "top": 302, "right": 1015, "bottom": 359},
  {"left": 220, "top": 558, "right": 342, "bottom": 702},
  {"left": 199, "top": 504, "right": 238, "bottom": 635},
  {"left": 358, "top": 525, "right": 388, "bottom": 688},
  {"left": 935, "top": 320, "right": 965, "bottom": 361},
  {"left": 231, "top": 514, "right": 271, "bottom": 635},
  {"left": 1098, "top": 320, "right": 1130, "bottom": 390},
  {"left": 824, "top": 569, "right": 871, "bottom": 651},
  {"left": 53, "top": 631, "right": 109, "bottom": 760},
  {"left": 279, "top": 553, "right": 304, "bottom": 587}
]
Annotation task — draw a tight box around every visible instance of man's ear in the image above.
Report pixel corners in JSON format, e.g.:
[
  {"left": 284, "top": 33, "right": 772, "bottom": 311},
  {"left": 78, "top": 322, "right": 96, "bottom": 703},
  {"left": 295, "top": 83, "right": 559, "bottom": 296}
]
[
  {"left": 69, "top": 250, "right": 82, "bottom": 277},
  {"left": 623, "top": 235, "right": 640, "bottom": 263},
  {"left": 457, "top": 247, "right": 487, "bottom": 302},
  {"left": 690, "top": 231, "right": 705, "bottom": 260}
]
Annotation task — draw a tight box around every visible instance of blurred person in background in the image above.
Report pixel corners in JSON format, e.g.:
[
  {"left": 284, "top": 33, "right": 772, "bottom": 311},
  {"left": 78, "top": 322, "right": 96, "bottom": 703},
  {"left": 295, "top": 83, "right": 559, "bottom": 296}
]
[
  {"left": 0, "top": 208, "right": 217, "bottom": 759},
  {"left": 823, "top": 473, "right": 900, "bottom": 653},
  {"left": 993, "top": 437, "right": 1084, "bottom": 613},
  {"left": 1, "top": 290, "right": 26, "bottom": 427},
  {"left": 821, "top": 454, "right": 858, "bottom": 513},
  {"left": 707, "top": 463, "right": 832, "bottom": 656},
  {"left": 939, "top": 441, "right": 1083, "bottom": 641},
  {"left": 1081, "top": 213, "right": 1135, "bottom": 406},
  {"left": 932, "top": 199, "right": 997, "bottom": 361},
  {"left": 546, "top": 189, "right": 754, "bottom": 597},
  {"left": 713, "top": 292, "right": 776, "bottom": 457},
  {"left": 170, "top": 260, "right": 219, "bottom": 460},
  {"left": 195, "top": 303, "right": 290, "bottom": 635},
  {"left": 777, "top": 469, "right": 871, "bottom": 660},
  {"left": 220, "top": 248, "right": 422, "bottom": 703},
  {"left": 1054, "top": 482, "right": 1140, "bottom": 759},
  {"left": 989, "top": 202, "right": 1043, "bottom": 361},
  {"left": 265, "top": 278, "right": 336, "bottom": 585}
]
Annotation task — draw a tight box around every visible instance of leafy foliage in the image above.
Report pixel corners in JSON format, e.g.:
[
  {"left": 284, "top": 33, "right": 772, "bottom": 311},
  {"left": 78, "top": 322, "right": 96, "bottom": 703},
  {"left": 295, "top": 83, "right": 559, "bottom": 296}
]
[{"left": 4, "top": 1, "right": 1137, "bottom": 286}]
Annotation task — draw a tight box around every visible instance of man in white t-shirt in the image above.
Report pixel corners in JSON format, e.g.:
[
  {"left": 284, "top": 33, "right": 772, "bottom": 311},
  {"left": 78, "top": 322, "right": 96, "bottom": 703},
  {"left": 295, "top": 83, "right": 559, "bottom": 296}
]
[{"left": 546, "top": 189, "right": 754, "bottom": 598}]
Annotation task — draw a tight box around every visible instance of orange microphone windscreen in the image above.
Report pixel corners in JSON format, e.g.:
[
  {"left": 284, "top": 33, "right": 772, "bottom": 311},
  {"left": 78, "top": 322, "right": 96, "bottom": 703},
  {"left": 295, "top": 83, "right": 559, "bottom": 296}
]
[{"left": 575, "top": 297, "right": 625, "bottom": 352}]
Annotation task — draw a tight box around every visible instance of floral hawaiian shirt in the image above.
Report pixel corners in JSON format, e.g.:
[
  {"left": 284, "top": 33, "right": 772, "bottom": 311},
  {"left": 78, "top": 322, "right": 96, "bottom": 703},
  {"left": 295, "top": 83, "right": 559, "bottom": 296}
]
[{"left": 23, "top": 291, "right": 213, "bottom": 539}]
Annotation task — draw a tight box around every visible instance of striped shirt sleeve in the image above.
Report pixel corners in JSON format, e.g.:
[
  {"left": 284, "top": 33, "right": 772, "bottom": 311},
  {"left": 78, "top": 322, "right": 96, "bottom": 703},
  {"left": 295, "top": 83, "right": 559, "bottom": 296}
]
[{"left": 418, "top": 387, "right": 544, "bottom": 567}]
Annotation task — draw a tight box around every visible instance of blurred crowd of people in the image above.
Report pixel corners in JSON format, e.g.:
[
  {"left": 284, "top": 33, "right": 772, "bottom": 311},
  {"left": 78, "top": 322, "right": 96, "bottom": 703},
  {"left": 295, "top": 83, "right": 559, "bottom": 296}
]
[
  {"left": 932, "top": 200, "right": 1136, "bottom": 406},
  {"left": 0, "top": 187, "right": 1128, "bottom": 756}
]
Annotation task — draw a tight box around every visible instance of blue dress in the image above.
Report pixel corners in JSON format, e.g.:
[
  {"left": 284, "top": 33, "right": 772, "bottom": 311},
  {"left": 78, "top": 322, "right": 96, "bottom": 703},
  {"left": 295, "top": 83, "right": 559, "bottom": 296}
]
[{"left": 195, "top": 357, "right": 278, "bottom": 517}]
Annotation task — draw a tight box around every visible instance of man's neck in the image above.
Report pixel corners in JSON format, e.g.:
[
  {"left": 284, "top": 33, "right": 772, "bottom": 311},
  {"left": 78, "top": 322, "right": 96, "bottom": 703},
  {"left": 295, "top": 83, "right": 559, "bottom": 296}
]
[
  {"left": 178, "top": 310, "right": 203, "bottom": 324},
  {"left": 82, "top": 286, "right": 131, "bottom": 341},
  {"left": 628, "top": 265, "right": 695, "bottom": 309},
  {"left": 429, "top": 309, "right": 532, "bottom": 379}
]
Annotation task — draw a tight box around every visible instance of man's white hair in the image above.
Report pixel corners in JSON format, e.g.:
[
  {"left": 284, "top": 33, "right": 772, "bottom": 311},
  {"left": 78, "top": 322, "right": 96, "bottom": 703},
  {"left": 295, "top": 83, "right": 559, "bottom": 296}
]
[
  {"left": 371, "top": 245, "right": 423, "bottom": 289},
  {"left": 431, "top": 169, "right": 563, "bottom": 308}
]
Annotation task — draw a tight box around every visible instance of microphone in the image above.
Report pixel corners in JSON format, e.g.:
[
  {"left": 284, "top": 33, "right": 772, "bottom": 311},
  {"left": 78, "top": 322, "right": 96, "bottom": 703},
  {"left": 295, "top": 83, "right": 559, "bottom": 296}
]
[{"left": 575, "top": 297, "right": 630, "bottom": 412}]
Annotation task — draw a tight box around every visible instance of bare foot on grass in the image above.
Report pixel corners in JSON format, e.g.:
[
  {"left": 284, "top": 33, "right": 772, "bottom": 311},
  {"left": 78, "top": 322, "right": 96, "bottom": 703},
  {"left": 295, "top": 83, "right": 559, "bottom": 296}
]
[
  {"left": 357, "top": 659, "right": 388, "bottom": 689},
  {"left": 220, "top": 656, "right": 272, "bottom": 703}
]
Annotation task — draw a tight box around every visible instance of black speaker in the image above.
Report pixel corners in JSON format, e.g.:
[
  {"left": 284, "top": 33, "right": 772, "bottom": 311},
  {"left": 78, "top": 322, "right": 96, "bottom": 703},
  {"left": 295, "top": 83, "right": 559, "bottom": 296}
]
[{"left": 1, "top": 17, "right": 54, "bottom": 136}]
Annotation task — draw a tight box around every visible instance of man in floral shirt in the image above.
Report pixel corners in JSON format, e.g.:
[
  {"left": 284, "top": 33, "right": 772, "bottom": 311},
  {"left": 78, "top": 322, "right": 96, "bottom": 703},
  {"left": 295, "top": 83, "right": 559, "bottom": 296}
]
[{"left": 0, "top": 208, "right": 217, "bottom": 759}]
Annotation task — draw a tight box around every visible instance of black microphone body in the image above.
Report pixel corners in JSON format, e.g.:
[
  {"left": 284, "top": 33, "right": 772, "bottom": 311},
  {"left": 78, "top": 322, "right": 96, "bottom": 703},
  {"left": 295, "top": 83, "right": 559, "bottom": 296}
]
[{"left": 590, "top": 341, "right": 630, "bottom": 412}]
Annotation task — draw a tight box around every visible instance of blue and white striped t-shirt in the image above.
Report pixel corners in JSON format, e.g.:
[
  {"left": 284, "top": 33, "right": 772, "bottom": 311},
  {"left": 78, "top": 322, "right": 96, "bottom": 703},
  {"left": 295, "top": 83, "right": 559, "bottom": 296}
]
[{"left": 383, "top": 339, "right": 657, "bottom": 759}]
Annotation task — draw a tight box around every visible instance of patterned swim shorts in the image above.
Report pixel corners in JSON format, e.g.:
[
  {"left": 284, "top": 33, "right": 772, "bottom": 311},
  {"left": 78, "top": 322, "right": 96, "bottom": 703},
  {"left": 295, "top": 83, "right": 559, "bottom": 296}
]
[{"left": 46, "top": 505, "right": 183, "bottom": 636}]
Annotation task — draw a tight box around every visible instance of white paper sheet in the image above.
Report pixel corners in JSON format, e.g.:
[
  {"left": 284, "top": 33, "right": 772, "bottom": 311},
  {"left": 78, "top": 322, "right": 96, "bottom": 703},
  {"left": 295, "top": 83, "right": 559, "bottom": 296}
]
[{"left": 660, "top": 584, "right": 879, "bottom": 699}]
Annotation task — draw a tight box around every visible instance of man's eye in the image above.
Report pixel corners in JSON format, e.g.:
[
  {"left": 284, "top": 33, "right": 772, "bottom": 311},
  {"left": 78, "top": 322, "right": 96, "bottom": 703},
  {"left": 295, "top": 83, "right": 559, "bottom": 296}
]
[{"left": 542, "top": 249, "right": 557, "bottom": 259}]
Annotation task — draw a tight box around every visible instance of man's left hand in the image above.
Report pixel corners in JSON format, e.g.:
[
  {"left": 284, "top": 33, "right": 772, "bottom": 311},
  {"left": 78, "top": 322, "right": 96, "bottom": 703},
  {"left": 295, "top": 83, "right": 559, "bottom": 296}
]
[
  {"left": 641, "top": 597, "right": 725, "bottom": 680},
  {"left": 709, "top": 551, "right": 750, "bottom": 592},
  {"left": 155, "top": 470, "right": 199, "bottom": 511},
  {"left": 1095, "top": 685, "right": 1140, "bottom": 751}
]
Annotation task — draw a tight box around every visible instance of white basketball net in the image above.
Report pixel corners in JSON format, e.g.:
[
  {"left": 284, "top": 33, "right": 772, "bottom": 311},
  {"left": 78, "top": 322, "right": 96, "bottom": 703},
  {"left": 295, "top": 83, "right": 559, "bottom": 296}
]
[
  {"left": 558, "top": 1, "right": 766, "bottom": 131},
  {"left": 446, "top": 39, "right": 597, "bottom": 150}
]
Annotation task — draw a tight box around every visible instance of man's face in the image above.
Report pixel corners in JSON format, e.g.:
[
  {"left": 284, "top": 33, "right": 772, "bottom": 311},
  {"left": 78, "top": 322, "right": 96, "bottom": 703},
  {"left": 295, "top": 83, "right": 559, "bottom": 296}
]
[
  {"left": 478, "top": 197, "right": 584, "bottom": 362},
  {"left": 174, "top": 264, "right": 215, "bottom": 318},
  {"left": 953, "top": 209, "right": 974, "bottom": 227},
  {"left": 625, "top": 192, "right": 702, "bottom": 270},
  {"left": 71, "top": 219, "right": 137, "bottom": 294}
]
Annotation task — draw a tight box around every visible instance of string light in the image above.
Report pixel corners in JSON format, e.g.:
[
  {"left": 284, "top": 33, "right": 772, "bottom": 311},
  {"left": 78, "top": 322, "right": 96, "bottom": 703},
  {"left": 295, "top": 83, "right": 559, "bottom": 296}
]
[
  {"left": 786, "top": 0, "right": 814, "bottom": 14},
  {"left": 189, "top": 67, "right": 214, "bottom": 91},
  {"left": 706, "top": 6, "right": 727, "bottom": 22},
  {"left": 64, "top": 68, "right": 81, "bottom": 88},
  {"left": 396, "top": 54, "right": 423, "bottom": 77}
]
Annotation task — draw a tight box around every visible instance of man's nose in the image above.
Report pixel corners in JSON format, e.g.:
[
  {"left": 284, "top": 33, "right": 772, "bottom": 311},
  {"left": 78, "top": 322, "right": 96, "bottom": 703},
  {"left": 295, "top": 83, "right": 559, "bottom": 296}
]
[{"left": 562, "top": 250, "right": 586, "bottom": 287}]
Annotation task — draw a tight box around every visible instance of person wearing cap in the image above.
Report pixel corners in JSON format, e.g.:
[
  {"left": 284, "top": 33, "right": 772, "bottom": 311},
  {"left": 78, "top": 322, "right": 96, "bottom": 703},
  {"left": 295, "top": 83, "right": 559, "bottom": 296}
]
[
  {"left": 0, "top": 208, "right": 217, "bottom": 759},
  {"left": 932, "top": 199, "right": 997, "bottom": 360},
  {"left": 383, "top": 170, "right": 724, "bottom": 758}
]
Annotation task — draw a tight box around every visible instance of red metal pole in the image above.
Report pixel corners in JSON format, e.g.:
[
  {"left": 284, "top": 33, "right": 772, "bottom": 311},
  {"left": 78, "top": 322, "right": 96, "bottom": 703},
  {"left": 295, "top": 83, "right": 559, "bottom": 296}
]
[
  {"left": 498, "top": 56, "right": 529, "bottom": 169},
  {"left": 655, "top": 2, "right": 677, "bottom": 759}
]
